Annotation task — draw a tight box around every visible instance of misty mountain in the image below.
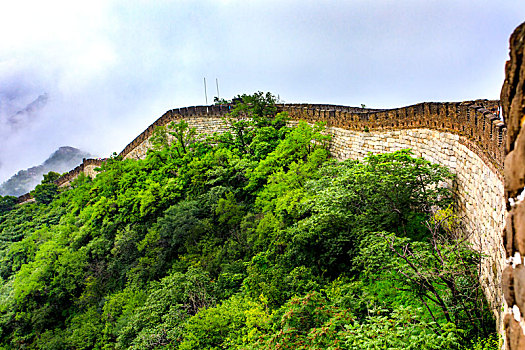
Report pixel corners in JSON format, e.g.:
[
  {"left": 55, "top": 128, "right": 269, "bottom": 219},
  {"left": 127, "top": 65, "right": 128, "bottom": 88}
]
[
  {"left": 0, "top": 92, "right": 51, "bottom": 182},
  {"left": 0, "top": 146, "right": 92, "bottom": 197},
  {"left": 8, "top": 93, "right": 48, "bottom": 120},
  {"left": 3, "top": 93, "right": 48, "bottom": 129}
]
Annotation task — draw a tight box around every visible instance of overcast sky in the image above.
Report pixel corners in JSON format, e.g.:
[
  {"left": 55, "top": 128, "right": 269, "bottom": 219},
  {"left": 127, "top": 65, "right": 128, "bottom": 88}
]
[{"left": 0, "top": 0, "right": 524, "bottom": 183}]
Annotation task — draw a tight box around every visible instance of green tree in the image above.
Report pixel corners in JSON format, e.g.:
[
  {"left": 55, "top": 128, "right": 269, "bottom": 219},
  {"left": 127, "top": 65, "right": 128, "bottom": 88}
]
[
  {"left": 0, "top": 93, "right": 494, "bottom": 349},
  {"left": 0, "top": 196, "right": 17, "bottom": 214},
  {"left": 32, "top": 172, "right": 61, "bottom": 204}
]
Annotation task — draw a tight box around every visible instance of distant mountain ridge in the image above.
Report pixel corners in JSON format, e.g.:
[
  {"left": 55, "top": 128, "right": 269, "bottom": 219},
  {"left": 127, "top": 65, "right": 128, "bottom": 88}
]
[
  {"left": 8, "top": 93, "right": 48, "bottom": 124},
  {"left": 0, "top": 146, "right": 92, "bottom": 197}
]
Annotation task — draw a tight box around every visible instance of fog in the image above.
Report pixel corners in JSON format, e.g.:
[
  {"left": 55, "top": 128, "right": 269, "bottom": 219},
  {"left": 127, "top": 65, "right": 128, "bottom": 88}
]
[{"left": 1, "top": 0, "right": 524, "bottom": 182}]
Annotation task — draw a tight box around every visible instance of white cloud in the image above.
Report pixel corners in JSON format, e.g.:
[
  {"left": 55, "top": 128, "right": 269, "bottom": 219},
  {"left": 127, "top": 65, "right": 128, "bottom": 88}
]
[{"left": 1, "top": 0, "right": 525, "bottom": 183}]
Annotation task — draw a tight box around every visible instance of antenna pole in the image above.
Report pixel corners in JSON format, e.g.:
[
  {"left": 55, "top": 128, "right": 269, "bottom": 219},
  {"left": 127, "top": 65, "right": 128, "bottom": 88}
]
[
  {"left": 204, "top": 77, "right": 208, "bottom": 105},
  {"left": 216, "top": 78, "right": 220, "bottom": 101}
]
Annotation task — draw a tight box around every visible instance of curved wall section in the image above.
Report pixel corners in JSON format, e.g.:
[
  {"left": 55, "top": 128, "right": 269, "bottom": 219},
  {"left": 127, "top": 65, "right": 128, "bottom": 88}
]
[
  {"left": 18, "top": 99, "right": 507, "bottom": 330},
  {"left": 317, "top": 126, "right": 505, "bottom": 326},
  {"left": 116, "top": 100, "right": 505, "bottom": 169},
  {"left": 280, "top": 100, "right": 504, "bottom": 173},
  {"left": 109, "top": 100, "right": 507, "bottom": 328}
]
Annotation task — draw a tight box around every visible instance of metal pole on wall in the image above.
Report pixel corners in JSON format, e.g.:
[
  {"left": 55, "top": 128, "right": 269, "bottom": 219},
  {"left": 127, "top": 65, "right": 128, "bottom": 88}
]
[
  {"left": 203, "top": 77, "right": 208, "bottom": 105},
  {"left": 216, "top": 78, "right": 220, "bottom": 101}
]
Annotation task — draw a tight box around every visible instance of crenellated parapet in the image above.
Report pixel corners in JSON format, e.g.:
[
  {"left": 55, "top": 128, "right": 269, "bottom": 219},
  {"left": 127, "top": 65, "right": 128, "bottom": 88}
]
[
  {"left": 13, "top": 99, "right": 508, "bottom": 333},
  {"left": 278, "top": 100, "right": 505, "bottom": 175},
  {"left": 17, "top": 100, "right": 505, "bottom": 203},
  {"left": 114, "top": 100, "right": 505, "bottom": 174},
  {"left": 119, "top": 105, "right": 232, "bottom": 159}
]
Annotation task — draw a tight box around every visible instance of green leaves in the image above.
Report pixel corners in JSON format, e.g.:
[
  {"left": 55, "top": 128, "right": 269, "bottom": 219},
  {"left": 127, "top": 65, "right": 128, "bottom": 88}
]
[
  {"left": 0, "top": 93, "right": 493, "bottom": 349},
  {"left": 0, "top": 196, "right": 17, "bottom": 215},
  {"left": 341, "top": 307, "right": 462, "bottom": 350},
  {"left": 33, "top": 183, "right": 59, "bottom": 204},
  {"left": 178, "top": 294, "right": 270, "bottom": 349},
  {"left": 229, "top": 91, "right": 278, "bottom": 123}
]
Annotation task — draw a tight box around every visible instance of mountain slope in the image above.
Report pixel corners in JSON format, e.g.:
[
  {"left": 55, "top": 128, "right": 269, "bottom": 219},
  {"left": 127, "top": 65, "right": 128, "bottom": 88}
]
[
  {"left": 0, "top": 146, "right": 92, "bottom": 197},
  {"left": 0, "top": 94, "right": 494, "bottom": 349}
]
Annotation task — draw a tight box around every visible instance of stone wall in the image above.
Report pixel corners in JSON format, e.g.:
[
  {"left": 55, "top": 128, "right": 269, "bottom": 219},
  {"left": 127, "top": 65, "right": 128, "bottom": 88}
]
[
  {"left": 102, "top": 100, "right": 507, "bottom": 328},
  {"left": 15, "top": 96, "right": 508, "bottom": 335},
  {"left": 15, "top": 158, "right": 105, "bottom": 204},
  {"left": 501, "top": 22, "right": 525, "bottom": 350},
  {"left": 280, "top": 100, "right": 504, "bottom": 173},
  {"left": 123, "top": 115, "right": 230, "bottom": 160},
  {"left": 288, "top": 123, "right": 506, "bottom": 329},
  {"left": 54, "top": 158, "right": 106, "bottom": 188},
  {"left": 119, "top": 105, "right": 232, "bottom": 160}
]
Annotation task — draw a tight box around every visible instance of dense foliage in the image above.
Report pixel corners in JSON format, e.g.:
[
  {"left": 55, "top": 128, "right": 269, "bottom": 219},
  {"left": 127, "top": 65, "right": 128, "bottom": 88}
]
[{"left": 0, "top": 93, "right": 496, "bottom": 349}]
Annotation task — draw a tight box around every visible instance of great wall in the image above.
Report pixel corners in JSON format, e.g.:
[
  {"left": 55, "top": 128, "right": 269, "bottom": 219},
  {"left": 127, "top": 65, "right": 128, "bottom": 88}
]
[
  {"left": 18, "top": 99, "right": 508, "bottom": 326},
  {"left": 13, "top": 21, "right": 525, "bottom": 350}
]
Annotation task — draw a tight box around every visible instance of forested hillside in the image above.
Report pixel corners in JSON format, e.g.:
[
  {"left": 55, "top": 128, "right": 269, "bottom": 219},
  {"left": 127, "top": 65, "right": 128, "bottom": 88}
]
[{"left": 0, "top": 93, "right": 497, "bottom": 349}]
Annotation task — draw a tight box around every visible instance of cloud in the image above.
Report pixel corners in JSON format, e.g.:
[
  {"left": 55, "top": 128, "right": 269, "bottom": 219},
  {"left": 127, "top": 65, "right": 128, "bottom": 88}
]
[{"left": 1, "top": 0, "right": 525, "bottom": 182}]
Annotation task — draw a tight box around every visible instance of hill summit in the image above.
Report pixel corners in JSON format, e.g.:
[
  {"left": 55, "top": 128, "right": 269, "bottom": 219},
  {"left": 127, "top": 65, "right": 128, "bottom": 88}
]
[{"left": 0, "top": 146, "right": 92, "bottom": 197}]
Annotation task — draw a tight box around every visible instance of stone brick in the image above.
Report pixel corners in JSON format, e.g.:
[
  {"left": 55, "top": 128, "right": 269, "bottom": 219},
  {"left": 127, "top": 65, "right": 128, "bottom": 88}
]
[
  {"left": 502, "top": 21, "right": 525, "bottom": 350},
  {"left": 504, "top": 314, "right": 525, "bottom": 350}
]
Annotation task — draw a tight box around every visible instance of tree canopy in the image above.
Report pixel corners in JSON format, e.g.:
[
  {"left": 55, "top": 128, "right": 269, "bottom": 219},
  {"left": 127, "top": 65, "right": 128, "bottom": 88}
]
[{"left": 0, "top": 92, "right": 497, "bottom": 349}]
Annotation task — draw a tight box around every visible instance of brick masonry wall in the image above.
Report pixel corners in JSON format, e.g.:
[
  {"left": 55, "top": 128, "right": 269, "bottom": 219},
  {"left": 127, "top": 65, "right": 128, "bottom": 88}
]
[
  {"left": 55, "top": 158, "right": 105, "bottom": 188},
  {"left": 15, "top": 158, "right": 105, "bottom": 203},
  {"left": 123, "top": 115, "right": 230, "bottom": 160},
  {"left": 289, "top": 123, "right": 506, "bottom": 331},
  {"left": 119, "top": 105, "right": 232, "bottom": 159},
  {"left": 16, "top": 97, "right": 508, "bottom": 336},
  {"left": 103, "top": 100, "right": 507, "bottom": 329},
  {"left": 501, "top": 22, "right": 525, "bottom": 350}
]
